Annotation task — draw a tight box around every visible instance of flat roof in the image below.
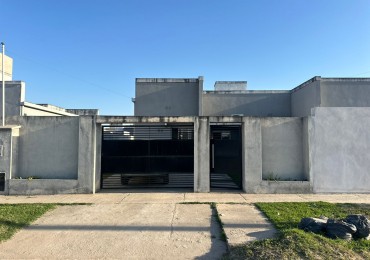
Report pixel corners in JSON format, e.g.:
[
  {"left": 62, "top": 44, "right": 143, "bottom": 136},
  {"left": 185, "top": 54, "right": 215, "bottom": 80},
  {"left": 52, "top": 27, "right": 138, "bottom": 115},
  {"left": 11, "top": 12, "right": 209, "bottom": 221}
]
[{"left": 136, "top": 77, "right": 201, "bottom": 83}]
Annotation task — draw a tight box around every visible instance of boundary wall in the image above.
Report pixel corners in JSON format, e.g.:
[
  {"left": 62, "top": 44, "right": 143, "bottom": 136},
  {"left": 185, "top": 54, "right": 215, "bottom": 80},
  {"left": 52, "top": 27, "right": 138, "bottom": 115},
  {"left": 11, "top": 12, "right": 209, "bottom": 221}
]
[{"left": 1, "top": 111, "right": 369, "bottom": 195}]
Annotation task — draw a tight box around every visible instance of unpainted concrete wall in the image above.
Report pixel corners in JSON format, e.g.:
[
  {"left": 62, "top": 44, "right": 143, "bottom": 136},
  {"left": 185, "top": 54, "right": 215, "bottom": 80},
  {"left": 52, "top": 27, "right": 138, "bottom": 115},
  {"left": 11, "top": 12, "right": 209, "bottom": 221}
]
[
  {"left": 66, "top": 109, "right": 99, "bottom": 116},
  {"left": 7, "top": 116, "right": 79, "bottom": 179},
  {"left": 0, "top": 129, "right": 12, "bottom": 192},
  {"left": 135, "top": 81, "right": 200, "bottom": 116},
  {"left": 194, "top": 117, "right": 210, "bottom": 192},
  {"left": 243, "top": 118, "right": 262, "bottom": 192},
  {"left": 243, "top": 117, "right": 310, "bottom": 193},
  {"left": 302, "top": 117, "right": 310, "bottom": 181},
  {"left": 77, "top": 116, "right": 96, "bottom": 193},
  {"left": 320, "top": 79, "right": 370, "bottom": 107},
  {"left": 261, "top": 118, "right": 305, "bottom": 181},
  {"left": 8, "top": 179, "right": 79, "bottom": 195},
  {"left": 0, "top": 82, "right": 25, "bottom": 120},
  {"left": 310, "top": 107, "right": 370, "bottom": 193},
  {"left": 291, "top": 80, "right": 320, "bottom": 117},
  {"left": 203, "top": 92, "right": 291, "bottom": 117}
]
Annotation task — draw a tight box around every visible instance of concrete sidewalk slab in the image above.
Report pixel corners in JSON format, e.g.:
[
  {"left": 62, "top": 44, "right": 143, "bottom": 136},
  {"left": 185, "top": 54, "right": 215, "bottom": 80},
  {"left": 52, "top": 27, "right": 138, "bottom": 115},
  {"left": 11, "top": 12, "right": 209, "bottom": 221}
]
[
  {"left": 298, "top": 194, "right": 370, "bottom": 203},
  {"left": 184, "top": 193, "right": 246, "bottom": 203},
  {"left": 217, "top": 204, "right": 277, "bottom": 246},
  {"left": 0, "top": 204, "right": 227, "bottom": 259},
  {"left": 240, "top": 194, "right": 308, "bottom": 203},
  {"left": 122, "top": 193, "right": 185, "bottom": 204},
  {"left": 0, "top": 193, "right": 370, "bottom": 204}
]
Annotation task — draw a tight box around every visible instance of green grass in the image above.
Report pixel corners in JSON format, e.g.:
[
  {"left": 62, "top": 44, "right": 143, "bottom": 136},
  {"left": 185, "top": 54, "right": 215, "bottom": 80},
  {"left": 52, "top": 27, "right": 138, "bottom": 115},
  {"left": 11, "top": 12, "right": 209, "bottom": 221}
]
[
  {"left": 225, "top": 202, "right": 370, "bottom": 260},
  {"left": 0, "top": 204, "right": 56, "bottom": 242}
]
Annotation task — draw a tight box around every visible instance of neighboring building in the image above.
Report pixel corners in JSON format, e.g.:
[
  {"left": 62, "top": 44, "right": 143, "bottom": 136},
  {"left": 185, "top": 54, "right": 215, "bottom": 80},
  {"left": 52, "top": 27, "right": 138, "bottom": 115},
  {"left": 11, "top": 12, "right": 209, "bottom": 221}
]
[
  {"left": 0, "top": 53, "right": 13, "bottom": 81},
  {"left": 0, "top": 54, "right": 98, "bottom": 117},
  {"left": 0, "top": 81, "right": 99, "bottom": 116}
]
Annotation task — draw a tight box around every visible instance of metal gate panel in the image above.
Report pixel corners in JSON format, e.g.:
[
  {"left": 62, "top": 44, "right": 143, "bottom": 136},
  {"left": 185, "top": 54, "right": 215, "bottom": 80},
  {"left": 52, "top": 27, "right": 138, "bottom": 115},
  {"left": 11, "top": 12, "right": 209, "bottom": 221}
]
[
  {"left": 101, "top": 124, "right": 194, "bottom": 189},
  {"left": 210, "top": 125, "right": 242, "bottom": 190}
]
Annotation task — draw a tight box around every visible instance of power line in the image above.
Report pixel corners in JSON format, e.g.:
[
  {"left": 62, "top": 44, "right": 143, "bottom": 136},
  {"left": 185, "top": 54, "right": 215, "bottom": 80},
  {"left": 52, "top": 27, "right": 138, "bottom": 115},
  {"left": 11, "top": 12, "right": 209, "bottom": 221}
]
[
  {"left": 7, "top": 49, "right": 133, "bottom": 99},
  {"left": 352, "top": 70, "right": 370, "bottom": 77}
]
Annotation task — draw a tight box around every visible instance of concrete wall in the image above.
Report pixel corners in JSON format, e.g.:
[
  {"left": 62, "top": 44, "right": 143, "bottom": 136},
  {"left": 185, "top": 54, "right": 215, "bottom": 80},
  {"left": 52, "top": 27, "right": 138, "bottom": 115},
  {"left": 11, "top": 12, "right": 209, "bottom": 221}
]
[
  {"left": 203, "top": 91, "right": 291, "bottom": 117},
  {"left": 0, "top": 126, "right": 20, "bottom": 194},
  {"left": 302, "top": 117, "right": 310, "bottom": 181},
  {"left": 261, "top": 118, "right": 305, "bottom": 181},
  {"left": 66, "top": 109, "right": 99, "bottom": 116},
  {"left": 309, "top": 107, "right": 370, "bottom": 193},
  {"left": 0, "top": 128, "right": 12, "bottom": 185},
  {"left": 0, "top": 82, "right": 25, "bottom": 120},
  {"left": 320, "top": 79, "right": 370, "bottom": 107},
  {"left": 3, "top": 115, "right": 316, "bottom": 194},
  {"left": 291, "top": 78, "right": 320, "bottom": 117},
  {"left": 7, "top": 116, "right": 79, "bottom": 180},
  {"left": 194, "top": 117, "right": 210, "bottom": 192},
  {"left": 134, "top": 78, "right": 202, "bottom": 116},
  {"left": 243, "top": 117, "right": 310, "bottom": 193},
  {"left": 8, "top": 179, "right": 79, "bottom": 195},
  {"left": 292, "top": 78, "right": 370, "bottom": 117},
  {"left": 243, "top": 117, "right": 262, "bottom": 192},
  {"left": 77, "top": 116, "right": 97, "bottom": 193},
  {"left": 4, "top": 116, "right": 99, "bottom": 194}
]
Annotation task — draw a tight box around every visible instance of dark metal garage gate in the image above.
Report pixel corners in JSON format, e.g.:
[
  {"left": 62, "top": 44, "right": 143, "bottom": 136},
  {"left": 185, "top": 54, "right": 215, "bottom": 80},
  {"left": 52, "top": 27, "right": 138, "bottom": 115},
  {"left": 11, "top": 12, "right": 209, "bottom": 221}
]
[
  {"left": 210, "top": 124, "right": 242, "bottom": 190},
  {"left": 101, "top": 124, "right": 194, "bottom": 189}
]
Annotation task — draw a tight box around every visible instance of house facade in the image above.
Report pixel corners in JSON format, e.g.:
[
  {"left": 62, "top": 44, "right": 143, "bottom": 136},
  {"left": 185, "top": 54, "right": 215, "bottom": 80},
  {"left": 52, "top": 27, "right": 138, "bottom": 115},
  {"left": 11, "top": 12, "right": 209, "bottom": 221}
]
[{"left": 1, "top": 72, "right": 370, "bottom": 194}]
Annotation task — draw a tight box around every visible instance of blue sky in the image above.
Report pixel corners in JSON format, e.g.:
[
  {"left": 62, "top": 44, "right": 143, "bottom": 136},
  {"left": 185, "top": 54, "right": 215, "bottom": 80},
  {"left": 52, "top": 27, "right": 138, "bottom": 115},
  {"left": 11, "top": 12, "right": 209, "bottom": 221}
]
[{"left": 2, "top": 0, "right": 370, "bottom": 115}]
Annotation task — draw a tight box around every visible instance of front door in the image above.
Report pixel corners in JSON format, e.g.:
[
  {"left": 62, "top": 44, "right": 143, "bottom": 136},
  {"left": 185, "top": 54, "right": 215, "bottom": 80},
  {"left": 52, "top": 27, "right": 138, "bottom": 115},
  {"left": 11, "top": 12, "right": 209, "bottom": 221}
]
[{"left": 210, "top": 125, "right": 242, "bottom": 190}]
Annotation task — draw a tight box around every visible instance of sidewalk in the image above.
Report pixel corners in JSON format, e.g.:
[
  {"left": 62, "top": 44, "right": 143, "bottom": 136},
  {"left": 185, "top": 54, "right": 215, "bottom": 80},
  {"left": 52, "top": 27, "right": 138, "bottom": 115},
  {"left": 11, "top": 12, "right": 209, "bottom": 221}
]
[{"left": 0, "top": 192, "right": 370, "bottom": 204}]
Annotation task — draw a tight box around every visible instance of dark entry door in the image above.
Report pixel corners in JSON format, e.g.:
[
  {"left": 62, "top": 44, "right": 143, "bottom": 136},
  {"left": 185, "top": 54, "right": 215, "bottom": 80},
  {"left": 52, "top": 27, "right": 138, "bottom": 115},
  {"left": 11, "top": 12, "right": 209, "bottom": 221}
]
[{"left": 210, "top": 125, "right": 242, "bottom": 190}]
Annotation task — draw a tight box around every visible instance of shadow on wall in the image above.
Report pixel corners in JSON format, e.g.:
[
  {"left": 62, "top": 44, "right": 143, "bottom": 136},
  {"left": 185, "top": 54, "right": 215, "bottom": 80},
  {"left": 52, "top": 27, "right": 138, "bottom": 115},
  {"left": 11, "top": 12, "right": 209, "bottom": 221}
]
[
  {"left": 203, "top": 93, "right": 291, "bottom": 117},
  {"left": 135, "top": 84, "right": 199, "bottom": 116},
  {"left": 261, "top": 118, "right": 306, "bottom": 181}
]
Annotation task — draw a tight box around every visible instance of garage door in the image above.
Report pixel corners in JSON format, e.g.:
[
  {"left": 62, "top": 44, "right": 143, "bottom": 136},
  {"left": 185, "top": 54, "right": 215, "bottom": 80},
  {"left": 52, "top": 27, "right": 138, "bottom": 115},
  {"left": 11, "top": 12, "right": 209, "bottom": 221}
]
[{"left": 101, "top": 124, "right": 194, "bottom": 189}]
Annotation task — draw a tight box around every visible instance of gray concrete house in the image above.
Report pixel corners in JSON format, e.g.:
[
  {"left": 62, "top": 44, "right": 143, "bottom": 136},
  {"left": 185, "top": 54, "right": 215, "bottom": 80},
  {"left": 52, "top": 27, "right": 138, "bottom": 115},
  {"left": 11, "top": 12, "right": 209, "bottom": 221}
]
[{"left": 1, "top": 55, "right": 370, "bottom": 195}]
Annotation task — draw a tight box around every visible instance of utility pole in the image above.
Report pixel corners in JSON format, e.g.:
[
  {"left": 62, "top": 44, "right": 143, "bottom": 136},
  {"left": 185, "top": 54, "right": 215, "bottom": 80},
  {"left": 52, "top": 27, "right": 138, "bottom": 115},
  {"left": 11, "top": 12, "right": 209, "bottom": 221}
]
[{"left": 1, "top": 42, "right": 4, "bottom": 126}]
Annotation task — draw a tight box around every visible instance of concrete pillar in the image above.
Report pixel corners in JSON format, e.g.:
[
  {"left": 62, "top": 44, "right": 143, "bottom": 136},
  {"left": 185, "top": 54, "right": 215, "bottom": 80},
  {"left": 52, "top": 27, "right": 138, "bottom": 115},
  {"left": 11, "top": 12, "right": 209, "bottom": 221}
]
[
  {"left": 77, "top": 116, "right": 96, "bottom": 193},
  {"left": 194, "top": 117, "right": 210, "bottom": 192},
  {"left": 243, "top": 118, "right": 262, "bottom": 193},
  {"left": 95, "top": 123, "right": 102, "bottom": 192},
  {"left": 198, "top": 76, "right": 204, "bottom": 116},
  {"left": 0, "top": 126, "right": 20, "bottom": 194}
]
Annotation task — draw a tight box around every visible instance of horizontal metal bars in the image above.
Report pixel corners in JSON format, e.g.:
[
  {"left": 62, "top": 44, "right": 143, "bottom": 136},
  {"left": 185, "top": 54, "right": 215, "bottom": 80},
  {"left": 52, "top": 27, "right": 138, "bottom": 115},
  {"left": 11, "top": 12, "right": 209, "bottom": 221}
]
[
  {"left": 102, "top": 173, "right": 194, "bottom": 189},
  {"left": 103, "top": 125, "right": 194, "bottom": 140}
]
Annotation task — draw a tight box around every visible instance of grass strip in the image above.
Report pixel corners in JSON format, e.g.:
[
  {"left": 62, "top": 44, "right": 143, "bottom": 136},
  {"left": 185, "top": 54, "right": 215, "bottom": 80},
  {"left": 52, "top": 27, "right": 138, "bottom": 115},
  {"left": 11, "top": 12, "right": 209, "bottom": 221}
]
[
  {"left": 224, "top": 202, "right": 370, "bottom": 260},
  {"left": 0, "top": 203, "right": 56, "bottom": 242},
  {"left": 0, "top": 203, "right": 90, "bottom": 243}
]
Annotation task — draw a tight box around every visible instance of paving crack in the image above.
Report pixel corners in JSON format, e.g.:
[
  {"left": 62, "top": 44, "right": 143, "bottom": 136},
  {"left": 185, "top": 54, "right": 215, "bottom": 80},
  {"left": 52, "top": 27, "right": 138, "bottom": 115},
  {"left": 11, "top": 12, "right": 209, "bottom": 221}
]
[
  {"left": 297, "top": 194, "right": 308, "bottom": 201},
  {"left": 170, "top": 204, "right": 177, "bottom": 238},
  {"left": 117, "top": 193, "right": 130, "bottom": 204},
  {"left": 240, "top": 193, "right": 248, "bottom": 202}
]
